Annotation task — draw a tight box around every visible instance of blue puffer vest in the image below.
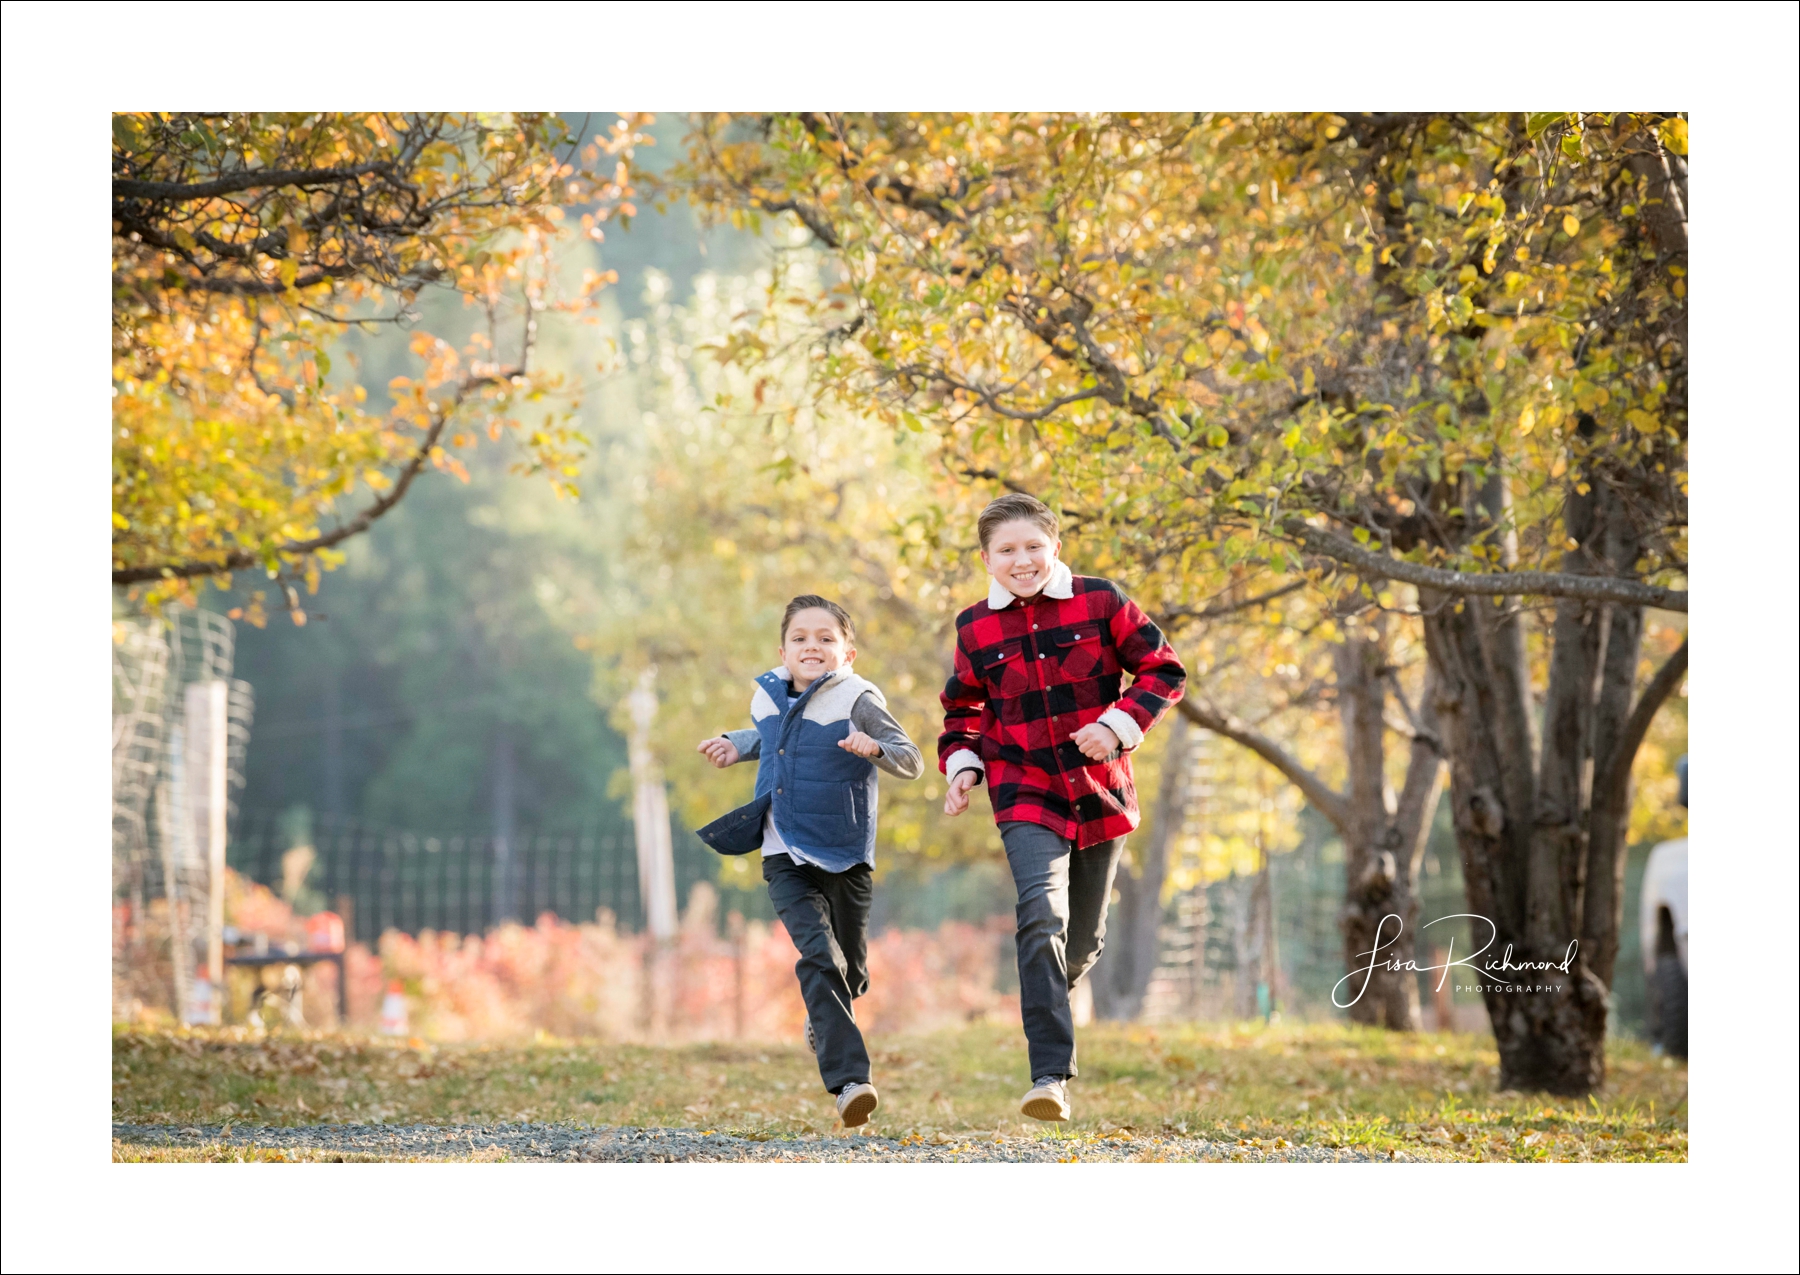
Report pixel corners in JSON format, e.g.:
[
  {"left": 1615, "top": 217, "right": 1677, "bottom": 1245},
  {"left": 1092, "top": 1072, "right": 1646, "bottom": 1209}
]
[{"left": 695, "top": 668, "right": 882, "bottom": 872}]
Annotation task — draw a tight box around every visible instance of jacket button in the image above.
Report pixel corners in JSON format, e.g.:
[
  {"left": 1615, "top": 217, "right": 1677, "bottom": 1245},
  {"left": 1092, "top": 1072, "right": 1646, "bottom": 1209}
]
[
  {"left": 778, "top": 748, "right": 784, "bottom": 755},
  {"left": 776, "top": 787, "right": 783, "bottom": 794}
]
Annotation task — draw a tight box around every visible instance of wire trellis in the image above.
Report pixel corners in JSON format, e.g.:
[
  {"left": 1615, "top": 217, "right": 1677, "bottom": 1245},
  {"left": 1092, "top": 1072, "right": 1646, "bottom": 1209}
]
[{"left": 111, "top": 607, "right": 254, "bottom": 1019}]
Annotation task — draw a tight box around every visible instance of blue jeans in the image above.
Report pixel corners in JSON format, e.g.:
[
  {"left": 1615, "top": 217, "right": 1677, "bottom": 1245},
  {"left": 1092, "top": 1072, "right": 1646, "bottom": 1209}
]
[{"left": 1000, "top": 822, "right": 1126, "bottom": 1082}]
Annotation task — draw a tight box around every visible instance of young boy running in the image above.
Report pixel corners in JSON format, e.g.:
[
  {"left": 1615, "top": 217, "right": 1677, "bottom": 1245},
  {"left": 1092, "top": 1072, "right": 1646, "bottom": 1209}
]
[
  {"left": 695, "top": 595, "right": 922, "bottom": 1128},
  {"left": 939, "top": 494, "right": 1186, "bottom": 1123}
]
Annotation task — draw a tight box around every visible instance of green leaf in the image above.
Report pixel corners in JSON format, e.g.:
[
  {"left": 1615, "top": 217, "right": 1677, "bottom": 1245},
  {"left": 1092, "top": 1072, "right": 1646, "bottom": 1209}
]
[{"left": 1525, "top": 113, "right": 1564, "bottom": 140}]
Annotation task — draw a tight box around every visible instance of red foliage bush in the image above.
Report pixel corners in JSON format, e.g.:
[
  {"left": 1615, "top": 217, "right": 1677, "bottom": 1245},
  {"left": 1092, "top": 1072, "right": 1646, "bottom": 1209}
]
[
  {"left": 365, "top": 883, "right": 1018, "bottom": 1043},
  {"left": 121, "top": 873, "right": 1018, "bottom": 1043}
]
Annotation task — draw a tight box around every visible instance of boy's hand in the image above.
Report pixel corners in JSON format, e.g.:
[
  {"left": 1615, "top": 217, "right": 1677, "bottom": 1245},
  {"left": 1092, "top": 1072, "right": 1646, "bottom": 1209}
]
[
  {"left": 943, "top": 768, "right": 980, "bottom": 816},
  {"left": 838, "top": 730, "right": 883, "bottom": 759},
  {"left": 697, "top": 737, "right": 739, "bottom": 768},
  {"left": 1072, "top": 722, "right": 1122, "bottom": 762}
]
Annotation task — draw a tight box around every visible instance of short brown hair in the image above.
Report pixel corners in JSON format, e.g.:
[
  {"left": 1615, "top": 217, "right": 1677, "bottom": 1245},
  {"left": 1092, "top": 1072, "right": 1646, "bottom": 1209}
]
[
  {"left": 780, "top": 594, "right": 856, "bottom": 644},
  {"left": 977, "top": 492, "right": 1060, "bottom": 551}
]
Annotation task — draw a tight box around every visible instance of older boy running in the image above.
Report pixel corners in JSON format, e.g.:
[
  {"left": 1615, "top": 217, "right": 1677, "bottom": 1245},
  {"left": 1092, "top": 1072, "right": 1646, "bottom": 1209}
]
[{"left": 940, "top": 493, "right": 1186, "bottom": 1123}]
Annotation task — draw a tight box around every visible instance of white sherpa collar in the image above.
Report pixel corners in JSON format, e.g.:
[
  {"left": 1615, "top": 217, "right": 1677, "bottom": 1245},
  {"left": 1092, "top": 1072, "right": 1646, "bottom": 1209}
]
[
  {"left": 757, "top": 665, "right": 882, "bottom": 723},
  {"left": 764, "top": 664, "right": 862, "bottom": 687},
  {"left": 987, "top": 559, "right": 1074, "bottom": 609}
]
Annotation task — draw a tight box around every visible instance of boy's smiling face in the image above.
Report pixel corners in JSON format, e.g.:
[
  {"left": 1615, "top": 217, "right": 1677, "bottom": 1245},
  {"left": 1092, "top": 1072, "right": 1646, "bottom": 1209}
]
[
  {"left": 981, "top": 517, "right": 1062, "bottom": 599},
  {"left": 779, "top": 606, "right": 855, "bottom": 690}
]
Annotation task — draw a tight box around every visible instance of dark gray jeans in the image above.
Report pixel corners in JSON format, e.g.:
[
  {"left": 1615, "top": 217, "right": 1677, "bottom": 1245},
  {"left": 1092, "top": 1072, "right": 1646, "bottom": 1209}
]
[
  {"left": 1000, "top": 821, "right": 1126, "bottom": 1082},
  {"left": 762, "top": 854, "right": 872, "bottom": 1094}
]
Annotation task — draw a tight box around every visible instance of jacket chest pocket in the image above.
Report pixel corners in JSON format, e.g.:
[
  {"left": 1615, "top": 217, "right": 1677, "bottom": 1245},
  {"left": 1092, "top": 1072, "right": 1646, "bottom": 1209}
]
[
  {"left": 981, "top": 642, "right": 1026, "bottom": 693},
  {"left": 1052, "top": 627, "right": 1109, "bottom": 680}
]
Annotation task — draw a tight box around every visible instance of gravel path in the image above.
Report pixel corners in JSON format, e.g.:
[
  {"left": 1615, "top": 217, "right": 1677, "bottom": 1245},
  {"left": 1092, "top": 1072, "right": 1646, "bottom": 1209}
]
[{"left": 113, "top": 1122, "right": 1407, "bottom": 1163}]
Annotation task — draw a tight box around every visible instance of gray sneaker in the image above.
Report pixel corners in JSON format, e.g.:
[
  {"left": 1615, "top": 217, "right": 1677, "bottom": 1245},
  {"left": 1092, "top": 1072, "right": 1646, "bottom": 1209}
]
[
  {"left": 1020, "top": 1076, "right": 1070, "bottom": 1122},
  {"left": 836, "top": 1081, "right": 879, "bottom": 1128}
]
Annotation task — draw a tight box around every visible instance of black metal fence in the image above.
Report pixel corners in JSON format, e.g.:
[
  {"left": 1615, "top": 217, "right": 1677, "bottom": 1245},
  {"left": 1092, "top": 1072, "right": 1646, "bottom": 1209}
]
[{"left": 225, "top": 811, "right": 754, "bottom": 946}]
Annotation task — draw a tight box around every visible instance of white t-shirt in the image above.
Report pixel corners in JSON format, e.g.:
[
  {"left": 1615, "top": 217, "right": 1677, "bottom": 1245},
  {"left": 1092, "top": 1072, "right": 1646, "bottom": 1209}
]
[{"left": 760, "top": 809, "right": 822, "bottom": 868}]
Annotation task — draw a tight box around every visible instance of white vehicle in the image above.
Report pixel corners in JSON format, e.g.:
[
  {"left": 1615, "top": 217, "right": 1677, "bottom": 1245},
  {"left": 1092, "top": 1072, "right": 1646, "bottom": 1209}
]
[{"left": 1639, "top": 757, "right": 1687, "bottom": 1057}]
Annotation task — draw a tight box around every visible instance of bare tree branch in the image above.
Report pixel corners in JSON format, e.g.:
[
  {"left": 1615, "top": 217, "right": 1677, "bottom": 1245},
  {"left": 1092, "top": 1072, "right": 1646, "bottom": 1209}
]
[
  {"left": 113, "top": 162, "right": 395, "bottom": 203},
  {"left": 927, "top": 372, "right": 1104, "bottom": 421},
  {"left": 1287, "top": 521, "right": 1687, "bottom": 612},
  {"left": 1382, "top": 667, "right": 1443, "bottom": 753},
  {"left": 183, "top": 265, "right": 364, "bottom": 295},
  {"left": 112, "top": 369, "right": 514, "bottom": 586},
  {"left": 1175, "top": 695, "right": 1350, "bottom": 833},
  {"left": 1388, "top": 666, "right": 1447, "bottom": 870},
  {"left": 1594, "top": 637, "right": 1688, "bottom": 814},
  {"left": 758, "top": 198, "right": 842, "bottom": 249},
  {"left": 1158, "top": 580, "right": 1306, "bottom": 626}
]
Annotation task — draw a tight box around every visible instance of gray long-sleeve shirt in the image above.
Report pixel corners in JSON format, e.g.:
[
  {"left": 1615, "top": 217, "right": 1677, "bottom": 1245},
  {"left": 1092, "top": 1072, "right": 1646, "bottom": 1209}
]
[{"left": 722, "top": 690, "right": 924, "bottom": 781}]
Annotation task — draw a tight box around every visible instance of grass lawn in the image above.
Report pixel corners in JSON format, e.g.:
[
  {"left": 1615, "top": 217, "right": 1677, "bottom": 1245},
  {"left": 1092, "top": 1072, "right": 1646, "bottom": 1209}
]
[{"left": 112, "top": 1020, "right": 1687, "bottom": 1162}]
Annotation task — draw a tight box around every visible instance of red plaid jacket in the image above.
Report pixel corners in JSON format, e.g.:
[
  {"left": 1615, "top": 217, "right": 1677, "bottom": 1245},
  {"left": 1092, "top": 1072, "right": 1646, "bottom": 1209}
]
[{"left": 938, "top": 573, "right": 1186, "bottom": 849}]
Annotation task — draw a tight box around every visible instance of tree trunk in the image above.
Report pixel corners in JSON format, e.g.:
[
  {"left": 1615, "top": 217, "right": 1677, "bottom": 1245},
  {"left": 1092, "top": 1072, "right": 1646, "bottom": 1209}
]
[
  {"left": 1093, "top": 713, "right": 1189, "bottom": 1020},
  {"left": 1382, "top": 672, "right": 1447, "bottom": 1027},
  {"left": 321, "top": 661, "right": 346, "bottom": 825},
  {"left": 1178, "top": 625, "right": 1445, "bottom": 1033},
  {"left": 1423, "top": 462, "right": 1679, "bottom": 1093},
  {"left": 491, "top": 721, "right": 518, "bottom": 926},
  {"left": 1337, "top": 630, "right": 1401, "bottom": 1026},
  {"left": 1336, "top": 627, "right": 1445, "bottom": 1030}
]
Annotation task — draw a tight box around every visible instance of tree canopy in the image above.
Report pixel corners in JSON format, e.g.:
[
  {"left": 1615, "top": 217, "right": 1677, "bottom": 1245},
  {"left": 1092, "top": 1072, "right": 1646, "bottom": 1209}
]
[
  {"left": 677, "top": 112, "right": 1686, "bottom": 615},
  {"left": 112, "top": 112, "right": 645, "bottom": 614}
]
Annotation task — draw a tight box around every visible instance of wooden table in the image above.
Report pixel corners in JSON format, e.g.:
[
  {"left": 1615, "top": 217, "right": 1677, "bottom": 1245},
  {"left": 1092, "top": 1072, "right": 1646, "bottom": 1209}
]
[{"left": 224, "top": 951, "right": 348, "bottom": 1023}]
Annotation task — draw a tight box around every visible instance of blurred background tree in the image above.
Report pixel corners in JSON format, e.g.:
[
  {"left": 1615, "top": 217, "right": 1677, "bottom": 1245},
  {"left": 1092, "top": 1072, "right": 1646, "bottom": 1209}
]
[{"left": 564, "top": 256, "right": 1014, "bottom": 915}]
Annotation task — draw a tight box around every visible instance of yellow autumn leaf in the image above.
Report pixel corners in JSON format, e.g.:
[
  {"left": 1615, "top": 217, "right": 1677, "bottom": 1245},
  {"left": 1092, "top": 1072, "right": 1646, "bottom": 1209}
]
[{"left": 1659, "top": 116, "right": 1688, "bottom": 156}]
